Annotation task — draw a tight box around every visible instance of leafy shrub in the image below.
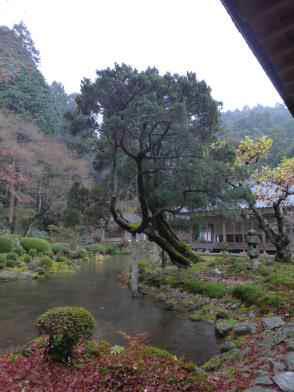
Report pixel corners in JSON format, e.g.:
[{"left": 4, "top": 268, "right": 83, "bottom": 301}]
[
  {"left": 6, "top": 259, "right": 18, "bottom": 268},
  {"left": 6, "top": 252, "right": 18, "bottom": 261},
  {"left": 20, "top": 238, "right": 51, "bottom": 254},
  {"left": 52, "top": 243, "right": 70, "bottom": 256},
  {"left": 55, "top": 255, "right": 69, "bottom": 263},
  {"left": 183, "top": 280, "right": 228, "bottom": 299},
  {"left": 22, "top": 254, "right": 32, "bottom": 264},
  {"left": 232, "top": 284, "right": 262, "bottom": 305},
  {"left": 39, "top": 256, "right": 53, "bottom": 270},
  {"left": 0, "top": 236, "right": 13, "bottom": 254},
  {"left": 110, "top": 345, "right": 125, "bottom": 355},
  {"left": 36, "top": 306, "right": 96, "bottom": 362},
  {"left": 29, "top": 248, "right": 38, "bottom": 257},
  {"left": 72, "top": 248, "right": 88, "bottom": 259},
  {"left": 86, "top": 243, "right": 118, "bottom": 255},
  {"left": 13, "top": 245, "right": 25, "bottom": 256},
  {"left": 232, "top": 284, "right": 282, "bottom": 308},
  {"left": 0, "top": 254, "right": 7, "bottom": 269}
]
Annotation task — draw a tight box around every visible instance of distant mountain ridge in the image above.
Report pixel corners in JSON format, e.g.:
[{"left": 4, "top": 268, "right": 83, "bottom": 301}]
[{"left": 221, "top": 104, "right": 294, "bottom": 165}]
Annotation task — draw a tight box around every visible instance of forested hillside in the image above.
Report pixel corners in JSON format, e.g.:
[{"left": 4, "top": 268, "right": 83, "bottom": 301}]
[
  {"left": 0, "top": 24, "right": 101, "bottom": 235},
  {"left": 221, "top": 104, "right": 294, "bottom": 165}
]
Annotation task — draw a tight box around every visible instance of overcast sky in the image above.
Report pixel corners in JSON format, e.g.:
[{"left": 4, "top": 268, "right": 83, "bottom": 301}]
[{"left": 0, "top": 0, "right": 282, "bottom": 111}]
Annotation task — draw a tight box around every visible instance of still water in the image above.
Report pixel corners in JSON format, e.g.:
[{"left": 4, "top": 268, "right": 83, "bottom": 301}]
[{"left": 0, "top": 256, "right": 219, "bottom": 364}]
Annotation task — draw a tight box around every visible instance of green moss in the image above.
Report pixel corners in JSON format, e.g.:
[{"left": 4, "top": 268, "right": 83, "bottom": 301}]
[
  {"left": 143, "top": 346, "right": 175, "bottom": 359},
  {"left": 202, "top": 350, "right": 241, "bottom": 372},
  {"left": 129, "top": 223, "right": 141, "bottom": 233},
  {"left": 183, "top": 280, "right": 228, "bottom": 299}
]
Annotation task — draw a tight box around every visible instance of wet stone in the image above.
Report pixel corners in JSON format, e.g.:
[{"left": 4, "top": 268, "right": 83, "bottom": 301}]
[
  {"left": 234, "top": 323, "right": 256, "bottom": 336},
  {"left": 287, "top": 340, "right": 294, "bottom": 352},
  {"left": 286, "top": 353, "right": 294, "bottom": 371},
  {"left": 273, "top": 372, "right": 294, "bottom": 392},
  {"left": 255, "top": 375, "right": 273, "bottom": 386},
  {"left": 220, "top": 341, "right": 236, "bottom": 353},
  {"left": 215, "top": 320, "right": 234, "bottom": 337},
  {"left": 262, "top": 317, "right": 285, "bottom": 330},
  {"left": 283, "top": 324, "right": 294, "bottom": 339},
  {"left": 269, "top": 360, "right": 286, "bottom": 374}
]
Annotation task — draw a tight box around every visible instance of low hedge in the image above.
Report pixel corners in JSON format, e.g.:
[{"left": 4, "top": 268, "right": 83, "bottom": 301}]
[{"left": 20, "top": 237, "right": 52, "bottom": 254}]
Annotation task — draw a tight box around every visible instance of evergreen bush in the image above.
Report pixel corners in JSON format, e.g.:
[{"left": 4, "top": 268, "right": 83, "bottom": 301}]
[
  {"left": 36, "top": 306, "right": 96, "bottom": 362},
  {"left": 20, "top": 237, "right": 51, "bottom": 254},
  {"left": 0, "top": 254, "right": 7, "bottom": 268},
  {"left": 52, "top": 243, "right": 69, "bottom": 255},
  {"left": 39, "top": 256, "right": 53, "bottom": 270},
  {"left": 0, "top": 236, "right": 13, "bottom": 254}
]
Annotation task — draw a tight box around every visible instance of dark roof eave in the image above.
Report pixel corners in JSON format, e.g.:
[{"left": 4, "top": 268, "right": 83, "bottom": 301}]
[{"left": 220, "top": 0, "right": 294, "bottom": 117}]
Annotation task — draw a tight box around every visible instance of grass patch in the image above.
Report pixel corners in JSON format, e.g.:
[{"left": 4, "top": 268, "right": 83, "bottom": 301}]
[{"left": 232, "top": 284, "right": 283, "bottom": 309}]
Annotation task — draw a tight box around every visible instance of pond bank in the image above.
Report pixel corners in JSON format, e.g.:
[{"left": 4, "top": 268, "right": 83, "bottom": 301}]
[{"left": 138, "top": 255, "right": 294, "bottom": 390}]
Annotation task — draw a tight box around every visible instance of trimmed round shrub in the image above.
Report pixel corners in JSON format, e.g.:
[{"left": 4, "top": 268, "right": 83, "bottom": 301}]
[
  {"left": 39, "top": 256, "right": 53, "bottom": 270},
  {"left": 36, "top": 306, "right": 96, "bottom": 362},
  {"left": 21, "top": 238, "right": 51, "bottom": 254},
  {"left": 0, "top": 236, "right": 13, "bottom": 254}
]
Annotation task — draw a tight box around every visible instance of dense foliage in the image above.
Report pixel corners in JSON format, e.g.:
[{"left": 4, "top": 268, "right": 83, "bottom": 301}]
[
  {"left": 20, "top": 237, "right": 52, "bottom": 253},
  {"left": 221, "top": 104, "right": 294, "bottom": 165},
  {"left": 36, "top": 306, "right": 96, "bottom": 362},
  {"left": 76, "top": 64, "right": 233, "bottom": 267}
]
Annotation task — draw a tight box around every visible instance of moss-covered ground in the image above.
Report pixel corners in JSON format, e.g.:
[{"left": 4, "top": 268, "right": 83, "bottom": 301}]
[{"left": 139, "top": 254, "right": 294, "bottom": 390}]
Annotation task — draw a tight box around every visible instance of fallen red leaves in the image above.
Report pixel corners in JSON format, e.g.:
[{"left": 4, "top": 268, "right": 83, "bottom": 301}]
[{"left": 0, "top": 339, "right": 214, "bottom": 392}]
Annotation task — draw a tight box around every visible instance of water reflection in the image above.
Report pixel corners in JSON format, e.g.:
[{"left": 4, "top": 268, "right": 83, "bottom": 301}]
[{"left": 0, "top": 256, "right": 219, "bottom": 364}]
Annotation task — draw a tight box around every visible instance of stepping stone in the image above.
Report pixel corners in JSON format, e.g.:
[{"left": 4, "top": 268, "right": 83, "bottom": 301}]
[
  {"left": 273, "top": 372, "right": 294, "bottom": 392},
  {"left": 262, "top": 317, "right": 285, "bottom": 330},
  {"left": 255, "top": 375, "right": 273, "bottom": 386},
  {"left": 234, "top": 323, "right": 256, "bottom": 336}
]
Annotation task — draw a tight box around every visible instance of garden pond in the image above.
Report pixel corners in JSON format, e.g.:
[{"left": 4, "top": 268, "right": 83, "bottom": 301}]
[{"left": 0, "top": 255, "right": 219, "bottom": 364}]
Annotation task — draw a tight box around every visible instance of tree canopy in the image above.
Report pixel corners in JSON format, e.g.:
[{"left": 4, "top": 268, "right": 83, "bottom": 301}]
[{"left": 75, "top": 63, "right": 232, "bottom": 267}]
